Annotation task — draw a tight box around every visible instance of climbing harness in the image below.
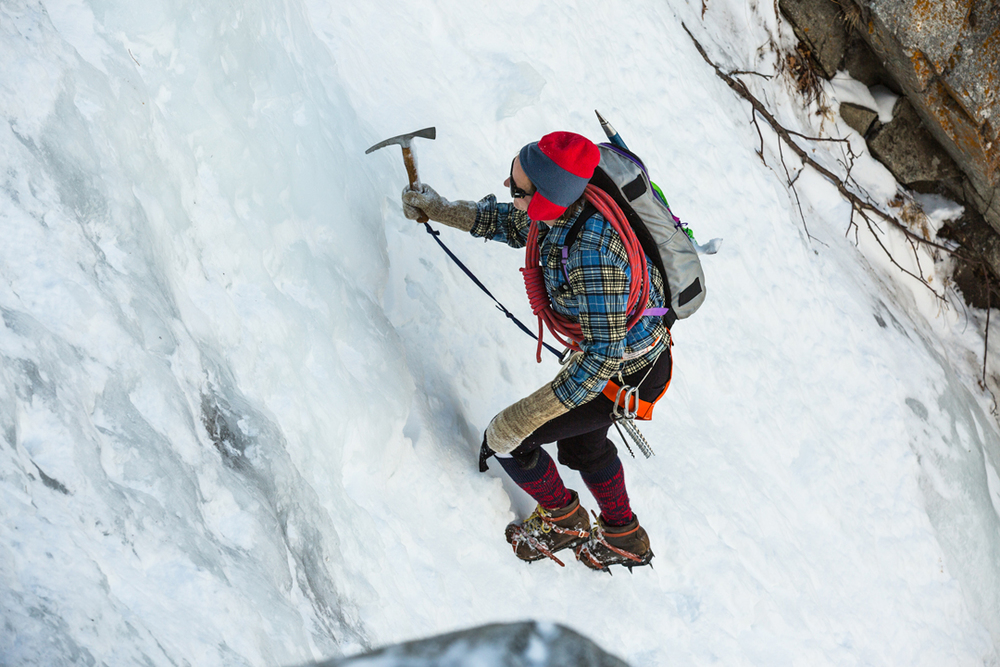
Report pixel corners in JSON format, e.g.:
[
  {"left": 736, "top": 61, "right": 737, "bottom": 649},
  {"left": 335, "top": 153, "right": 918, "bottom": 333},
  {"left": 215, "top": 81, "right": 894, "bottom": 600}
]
[{"left": 607, "top": 348, "right": 669, "bottom": 459}]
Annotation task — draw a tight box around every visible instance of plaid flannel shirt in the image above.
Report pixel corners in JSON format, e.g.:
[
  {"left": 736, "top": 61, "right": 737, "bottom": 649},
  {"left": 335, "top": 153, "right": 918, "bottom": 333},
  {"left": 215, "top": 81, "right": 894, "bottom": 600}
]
[{"left": 471, "top": 194, "right": 669, "bottom": 409}]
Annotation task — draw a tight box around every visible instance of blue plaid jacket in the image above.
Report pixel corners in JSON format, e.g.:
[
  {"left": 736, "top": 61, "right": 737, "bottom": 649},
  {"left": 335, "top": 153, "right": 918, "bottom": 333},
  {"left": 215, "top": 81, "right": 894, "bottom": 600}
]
[{"left": 471, "top": 195, "right": 669, "bottom": 408}]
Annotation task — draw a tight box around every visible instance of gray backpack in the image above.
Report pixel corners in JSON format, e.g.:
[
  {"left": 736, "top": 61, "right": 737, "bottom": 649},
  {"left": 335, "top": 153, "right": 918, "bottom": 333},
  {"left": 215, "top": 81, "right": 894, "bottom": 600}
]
[{"left": 568, "top": 143, "right": 714, "bottom": 328}]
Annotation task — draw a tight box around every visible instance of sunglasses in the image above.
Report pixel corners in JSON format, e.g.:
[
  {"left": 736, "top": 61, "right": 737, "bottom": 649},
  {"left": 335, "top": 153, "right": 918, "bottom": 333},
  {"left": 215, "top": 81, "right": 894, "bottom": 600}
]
[{"left": 509, "top": 158, "right": 533, "bottom": 200}]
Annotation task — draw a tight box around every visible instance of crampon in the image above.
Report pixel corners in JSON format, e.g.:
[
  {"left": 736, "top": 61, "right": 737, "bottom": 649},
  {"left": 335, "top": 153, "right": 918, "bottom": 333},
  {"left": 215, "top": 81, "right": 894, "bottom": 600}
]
[
  {"left": 505, "top": 491, "right": 591, "bottom": 566},
  {"left": 574, "top": 511, "right": 654, "bottom": 573}
]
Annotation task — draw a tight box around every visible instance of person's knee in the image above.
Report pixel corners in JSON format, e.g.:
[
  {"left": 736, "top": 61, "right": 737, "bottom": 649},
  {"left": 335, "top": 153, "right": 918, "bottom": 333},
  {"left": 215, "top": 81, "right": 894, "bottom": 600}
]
[
  {"left": 557, "top": 438, "right": 617, "bottom": 474},
  {"left": 509, "top": 446, "right": 542, "bottom": 470}
]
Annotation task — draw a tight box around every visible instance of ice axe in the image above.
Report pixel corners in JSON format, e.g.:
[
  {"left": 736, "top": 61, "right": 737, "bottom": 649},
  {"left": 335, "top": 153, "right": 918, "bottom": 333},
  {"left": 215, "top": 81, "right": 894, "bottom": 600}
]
[{"left": 366, "top": 126, "right": 436, "bottom": 222}]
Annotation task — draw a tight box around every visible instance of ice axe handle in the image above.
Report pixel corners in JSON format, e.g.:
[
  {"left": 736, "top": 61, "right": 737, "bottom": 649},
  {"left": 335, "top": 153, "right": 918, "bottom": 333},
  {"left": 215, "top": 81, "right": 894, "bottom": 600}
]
[{"left": 401, "top": 146, "right": 428, "bottom": 223}]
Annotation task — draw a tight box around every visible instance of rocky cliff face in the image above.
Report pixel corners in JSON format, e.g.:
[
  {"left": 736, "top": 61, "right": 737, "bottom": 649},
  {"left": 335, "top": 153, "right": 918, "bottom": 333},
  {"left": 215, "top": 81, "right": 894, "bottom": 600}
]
[
  {"left": 781, "top": 0, "right": 999, "bottom": 280},
  {"left": 852, "top": 0, "right": 998, "bottom": 229}
]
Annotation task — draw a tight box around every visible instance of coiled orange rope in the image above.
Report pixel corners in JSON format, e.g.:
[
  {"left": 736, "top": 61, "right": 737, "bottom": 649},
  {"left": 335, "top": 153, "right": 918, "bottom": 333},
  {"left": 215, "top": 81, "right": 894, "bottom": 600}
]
[{"left": 521, "top": 185, "right": 650, "bottom": 363}]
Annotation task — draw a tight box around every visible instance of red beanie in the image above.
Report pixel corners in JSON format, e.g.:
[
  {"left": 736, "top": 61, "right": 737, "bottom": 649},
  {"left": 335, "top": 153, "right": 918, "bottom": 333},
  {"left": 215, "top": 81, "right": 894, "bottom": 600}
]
[{"left": 519, "top": 132, "right": 601, "bottom": 221}]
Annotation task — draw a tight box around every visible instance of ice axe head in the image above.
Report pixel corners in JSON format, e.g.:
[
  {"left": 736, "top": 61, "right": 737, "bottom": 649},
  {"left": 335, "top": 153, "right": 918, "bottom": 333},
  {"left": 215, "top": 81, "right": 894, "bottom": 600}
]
[
  {"left": 366, "top": 127, "right": 436, "bottom": 222},
  {"left": 366, "top": 126, "right": 436, "bottom": 190}
]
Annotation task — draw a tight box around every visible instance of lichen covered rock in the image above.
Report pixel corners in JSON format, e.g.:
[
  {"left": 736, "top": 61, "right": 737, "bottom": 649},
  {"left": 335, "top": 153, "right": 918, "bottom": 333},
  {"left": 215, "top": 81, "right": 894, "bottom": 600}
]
[{"left": 780, "top": 0, "right": 999, "bottom": 234}]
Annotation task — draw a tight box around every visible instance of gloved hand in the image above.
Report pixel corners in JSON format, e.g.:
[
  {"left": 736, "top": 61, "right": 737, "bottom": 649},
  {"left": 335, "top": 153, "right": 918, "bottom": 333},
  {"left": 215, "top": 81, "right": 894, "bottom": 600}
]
[
  {"left": 484, "top": 383, "right": 569, "bottom": 456},
  {"left": 401, "top": 184, "right": 477, "bottom": 232}
]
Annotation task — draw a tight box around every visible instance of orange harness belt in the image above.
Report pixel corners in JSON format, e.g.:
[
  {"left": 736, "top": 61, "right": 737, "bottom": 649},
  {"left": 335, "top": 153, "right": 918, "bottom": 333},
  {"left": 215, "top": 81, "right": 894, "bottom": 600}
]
[{"left": 602, "top": 376, "right": 670, "bottom": 421}]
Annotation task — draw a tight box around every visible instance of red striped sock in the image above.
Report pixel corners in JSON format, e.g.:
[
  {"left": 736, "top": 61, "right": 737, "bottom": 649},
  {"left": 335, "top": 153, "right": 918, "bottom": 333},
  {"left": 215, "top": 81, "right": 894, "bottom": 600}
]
[
  {"left": 497, "top": 449, "right": 572, "bottom": 510},
  {"left": 581, "top": 456, "right": 633, "bottom": 526}
]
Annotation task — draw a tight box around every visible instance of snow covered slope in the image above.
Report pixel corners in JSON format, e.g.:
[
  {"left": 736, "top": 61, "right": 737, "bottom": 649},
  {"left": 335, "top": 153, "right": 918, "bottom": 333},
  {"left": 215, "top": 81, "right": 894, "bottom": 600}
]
[{"left": 1, "top": 0, "right": 999, "bottom": 665}]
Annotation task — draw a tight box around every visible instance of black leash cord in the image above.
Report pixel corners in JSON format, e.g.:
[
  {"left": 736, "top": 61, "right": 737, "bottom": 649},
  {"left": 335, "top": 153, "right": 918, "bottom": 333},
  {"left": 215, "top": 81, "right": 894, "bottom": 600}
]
[{"left": 422, "top": 222, "right": 562, "bottom": 360}]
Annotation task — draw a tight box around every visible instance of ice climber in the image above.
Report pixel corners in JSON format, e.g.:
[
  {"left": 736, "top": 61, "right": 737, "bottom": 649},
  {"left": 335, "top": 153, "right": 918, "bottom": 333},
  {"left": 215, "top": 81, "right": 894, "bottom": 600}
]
[{"left": 401, "top": 131, "right": 671, "bottom": 571}]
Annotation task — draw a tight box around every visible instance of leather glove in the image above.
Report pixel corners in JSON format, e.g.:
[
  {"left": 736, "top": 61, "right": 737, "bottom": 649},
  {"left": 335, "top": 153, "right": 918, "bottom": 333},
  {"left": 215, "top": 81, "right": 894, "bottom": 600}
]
[
  {"left": 484, "top": 383, "right": 570, "bottom": 456},
  {"left": 401, "top": 185, "right": 477, "bottom": 232}
]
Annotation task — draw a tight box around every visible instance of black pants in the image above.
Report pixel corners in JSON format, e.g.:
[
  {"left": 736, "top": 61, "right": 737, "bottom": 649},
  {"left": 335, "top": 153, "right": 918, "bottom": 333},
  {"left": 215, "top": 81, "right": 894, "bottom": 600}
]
[{"left": 511, "top": 350, "right": 672, "bottom": 475}]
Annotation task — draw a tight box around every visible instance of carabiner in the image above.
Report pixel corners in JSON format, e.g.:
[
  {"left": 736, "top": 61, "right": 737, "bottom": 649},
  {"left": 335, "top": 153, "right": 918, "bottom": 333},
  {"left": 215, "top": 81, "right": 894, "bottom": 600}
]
[{"left": 612, "top": 384, "right": 639, "bottom": 420}]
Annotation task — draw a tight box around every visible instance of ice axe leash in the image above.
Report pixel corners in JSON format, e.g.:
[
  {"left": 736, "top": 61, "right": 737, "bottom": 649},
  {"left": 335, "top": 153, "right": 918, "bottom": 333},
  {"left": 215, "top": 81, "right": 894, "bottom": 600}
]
[{"left": 365, "top": 127, "right": 562, "bottom": 364}]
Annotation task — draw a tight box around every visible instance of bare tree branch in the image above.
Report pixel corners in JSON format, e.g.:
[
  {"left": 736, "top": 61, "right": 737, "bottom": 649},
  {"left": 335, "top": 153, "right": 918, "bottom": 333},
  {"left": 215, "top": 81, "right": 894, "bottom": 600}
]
[
  {"left": 682, "top": 23, "right": 971, "bottom": 279},
  {"left": 682, "top": 22, "right": 1000, "bottom": 384},
  {"left": 684, "top": 25, "right": 954, "bottom": 249},
  {"left": 776, "top": 132, "right": 816, "bottom": 241},
  {"left": 731, "top": 70, "right": 773, "bottom": 80}
]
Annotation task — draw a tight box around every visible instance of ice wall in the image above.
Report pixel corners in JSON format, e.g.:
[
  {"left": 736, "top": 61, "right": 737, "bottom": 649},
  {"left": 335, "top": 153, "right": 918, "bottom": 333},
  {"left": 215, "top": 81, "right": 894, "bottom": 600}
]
[{"left": 1, "top": 0, "right": 410, "bottom": 662}]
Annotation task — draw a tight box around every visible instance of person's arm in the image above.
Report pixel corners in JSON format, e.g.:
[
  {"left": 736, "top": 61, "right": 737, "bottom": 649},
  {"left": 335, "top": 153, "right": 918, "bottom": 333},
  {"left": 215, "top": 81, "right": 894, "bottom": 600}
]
[
  {"left": 402, "top": 187, "right": 532, "bottom": 249},
  {"left": 401, "top": 185, "right": 478, "bottom": 231},
  {"left": 469, "top": 194, "right": 532, "bottom": 249}
]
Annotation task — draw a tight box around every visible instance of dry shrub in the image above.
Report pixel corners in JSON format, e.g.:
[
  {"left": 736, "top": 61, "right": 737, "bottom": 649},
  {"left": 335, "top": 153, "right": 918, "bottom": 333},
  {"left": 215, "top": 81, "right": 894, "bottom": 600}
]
[
  {"left": 889, "top": 193, "right": 932, "bottom": 239},
  {"left": 784, "top": 41, "right": 824, "bottom": 105},
  {"left": 838, "top": 0, "right": 863, "bottom": 33}
]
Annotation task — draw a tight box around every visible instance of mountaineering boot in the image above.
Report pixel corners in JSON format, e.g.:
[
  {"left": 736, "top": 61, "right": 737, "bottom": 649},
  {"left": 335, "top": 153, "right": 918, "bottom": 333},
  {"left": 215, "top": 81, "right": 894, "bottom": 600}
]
[
  {"left": 504, "top": 490, "right": 591, "bottom": 566},
  {"left": 575, "top": 514, "right": 654, "bottom": 572}
]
